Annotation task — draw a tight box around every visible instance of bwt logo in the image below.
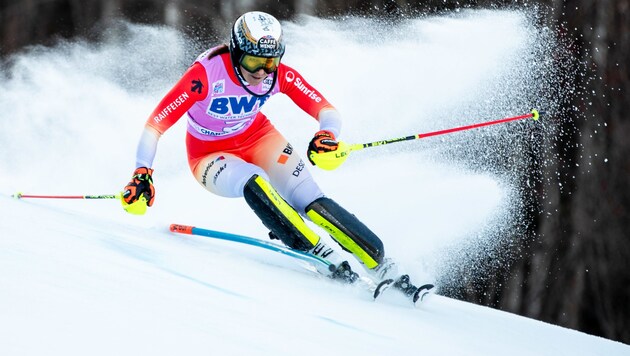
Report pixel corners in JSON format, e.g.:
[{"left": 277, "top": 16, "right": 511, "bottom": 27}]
[{"left": 208, "top": 95, "right": 270, "bottom": 115}]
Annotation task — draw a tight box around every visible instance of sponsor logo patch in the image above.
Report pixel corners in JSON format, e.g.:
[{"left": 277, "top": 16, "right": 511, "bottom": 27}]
[
  {"left": 262, "top": 77, "right": 273, "bottom": 92},
  {"left": 277, "top": 155, "right": 289, "bottom": 164},
  {"left": 258, "top": 35, "right": 278, "bottom": 50},
  {"left": 201, "top": 156, "right": 225, "bottom": 186},
  {"left": 192, "top": 79, "right": 204, "bottom": 94},
  {"left": 292, "top": 159, "right": 305, "bottom": 177},
  {"left": 212, "top": 80, "right": 225, "bottom": 94},
  {"left": 293, "top": 77, "right": 322, "bottom": 103},
  {"left": 285, "top": 71, "right": 295, "bottom": 83},
  {"left": 153, "top": 92, "right": 190, "bottom": 124},
  {"left": 207, "top": 95, "right": 270, "bottom": 119},
  {"left": 277, "top": 143, "right": 293, "bottom": 164}
]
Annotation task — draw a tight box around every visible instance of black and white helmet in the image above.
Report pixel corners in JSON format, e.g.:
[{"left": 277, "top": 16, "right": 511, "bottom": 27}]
[{"left": 230, "top": 11, "right": 285, "bottom": 71}]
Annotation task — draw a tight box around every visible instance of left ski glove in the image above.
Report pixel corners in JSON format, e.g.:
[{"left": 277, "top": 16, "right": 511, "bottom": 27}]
[
  {"left": 308, "top": 130, "right": 339, "bottom": 159},
  {"left": 308, "top": 130, "right": 348, "bottom": 171},
  {"left": 308, "top": 130, "right": 339, "bottom": 166},
  {"left": 121, "top": 167, "right": 154, "bottom": 215}
]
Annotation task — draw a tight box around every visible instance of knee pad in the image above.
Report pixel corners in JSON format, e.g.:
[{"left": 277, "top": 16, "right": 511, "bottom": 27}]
[
  {"left": 243, "top": 175, "right": 320, "bottom": 251},
  {"left": 306, "top": 197, "right": 384, "bottom": 269}
]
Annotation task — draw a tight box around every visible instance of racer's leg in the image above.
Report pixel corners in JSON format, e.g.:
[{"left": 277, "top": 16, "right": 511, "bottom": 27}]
[
  {"left": 242, "top": 174, "right": 320, "bottom": 251},
  {"left": 241, "top": 174, "right": 356, "bottom": 281},
  {"left": 192, "top": 153, "right": 321, "bottom": 252},
  {"left": 192, "top": 153, "right": 261, "bottom": 198},
  {"left": 244, "top": 137, "right": 324, "bottom": 215},
  {"left": 187, "top": 129, "right": 356, "bottom": 282},
  {"left": 305, "top": 198, "right": 399, "bottom": 280},
  {"left": 248, "top": 127, "right": 395, "bottom": 279}
]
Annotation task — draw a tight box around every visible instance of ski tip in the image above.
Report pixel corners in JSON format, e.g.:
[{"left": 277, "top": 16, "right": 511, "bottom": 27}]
[
  {"left": 12, "top": 192, "right": 23, "bottom": 199},
  {"left": 170, "top": 224, "right": 194, "bottom": 234}
]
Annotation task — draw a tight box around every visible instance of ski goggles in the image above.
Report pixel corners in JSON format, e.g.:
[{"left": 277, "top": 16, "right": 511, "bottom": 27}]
[{"left": 240, "top": 54, "right": 281, "bottom": 74}]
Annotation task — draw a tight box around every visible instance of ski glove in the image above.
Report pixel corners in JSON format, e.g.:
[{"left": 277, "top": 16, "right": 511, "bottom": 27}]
[
  {"left": 307, "top": 130, "right": 339, "bottom": 166},
  {"left": 122, "top": 167, "right": 155, "bottom": 212}
]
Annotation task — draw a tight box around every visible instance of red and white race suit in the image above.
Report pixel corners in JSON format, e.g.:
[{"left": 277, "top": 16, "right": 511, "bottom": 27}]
[{"left": 134, "top": 45, "right": 342, "bottom": 213}]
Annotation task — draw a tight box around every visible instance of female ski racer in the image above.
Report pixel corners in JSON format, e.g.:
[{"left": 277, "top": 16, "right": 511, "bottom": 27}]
[{"left": 121, "top": 11, "right": 415, "bottom": 290}]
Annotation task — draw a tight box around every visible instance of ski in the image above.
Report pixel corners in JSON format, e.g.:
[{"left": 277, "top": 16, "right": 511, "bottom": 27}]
[
  {"left": 169, "top": 223, "right": 431, "bottom": 305},
  {"left": 169, "top": 224, "right": 335, "bottom": 275}
]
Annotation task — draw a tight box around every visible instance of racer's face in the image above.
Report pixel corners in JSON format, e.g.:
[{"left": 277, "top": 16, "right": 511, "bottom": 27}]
[{"left": 240, "top": 66, "right": 267, "bottom": 86}]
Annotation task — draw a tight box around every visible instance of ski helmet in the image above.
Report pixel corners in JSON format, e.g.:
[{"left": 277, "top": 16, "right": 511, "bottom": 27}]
[{"left": 230, "top": 11, "right": 285, "bottom": 75}]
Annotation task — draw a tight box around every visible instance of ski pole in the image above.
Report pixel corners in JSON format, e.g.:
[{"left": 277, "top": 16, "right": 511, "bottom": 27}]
[
  {"left": 12, "top": 192, "right": 121, "bottom": 199},
  {"left": 310, "top": 109, "right": 542, "bottom": 170},
  {"left": 12, "top": 192, "right": 149, "bottom": 215}
]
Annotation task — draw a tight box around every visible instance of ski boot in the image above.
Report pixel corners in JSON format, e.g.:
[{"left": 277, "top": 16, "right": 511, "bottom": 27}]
[{"left": 370, "top": 257, "right": 399, "bottom": 281}]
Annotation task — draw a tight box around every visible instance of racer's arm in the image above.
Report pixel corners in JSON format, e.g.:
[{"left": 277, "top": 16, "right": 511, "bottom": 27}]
[
  {"left": 317, "top": 109, "right": 342, "bottom": 138},
  {"left": 135, "top": 126, "right": 161, "bottom": 168},
  {"left": 135, "top": 62, "right": 209, "bottom": 168},
  {"left": 122, "top": 62, "right": 208, "bottom": 213},
  {"left": 278, "top": 64, "right": 341, "bottom": 136}
]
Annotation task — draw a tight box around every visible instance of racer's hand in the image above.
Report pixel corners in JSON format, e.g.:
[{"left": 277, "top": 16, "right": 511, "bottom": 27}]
[
  {"left": 307, "top": 130, "right": 339, "bottom": 165},
  {"left": 121, "top": 167, "right": 154, "bottom": 214}
]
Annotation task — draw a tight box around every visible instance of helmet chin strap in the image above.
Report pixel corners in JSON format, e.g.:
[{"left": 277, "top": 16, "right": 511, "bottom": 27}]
[{"left": 232, "top": 64, "right": 278, "bottom": 98}]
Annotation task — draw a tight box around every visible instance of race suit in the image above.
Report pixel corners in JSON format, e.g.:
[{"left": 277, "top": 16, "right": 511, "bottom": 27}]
[{"left": 134, "top": 45, "right": 342, "bottom": 213}]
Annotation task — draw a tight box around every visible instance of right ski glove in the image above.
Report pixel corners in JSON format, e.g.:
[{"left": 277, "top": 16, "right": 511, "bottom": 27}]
[{"left": 121, "top": 167, "right": 155, "bottom": 215}]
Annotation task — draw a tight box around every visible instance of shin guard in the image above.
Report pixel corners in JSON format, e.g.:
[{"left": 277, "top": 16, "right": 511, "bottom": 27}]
[
  {"left": 243, "top": 175, "right": 320, "bottom": 251},
  {"left": 306, "top": 197, "right": 384, "bottom": 269}
]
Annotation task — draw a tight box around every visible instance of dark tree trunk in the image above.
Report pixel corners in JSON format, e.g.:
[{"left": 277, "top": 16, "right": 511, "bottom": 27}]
[{"left": 495, "top": 0, "right": 630, "bottom": 343}]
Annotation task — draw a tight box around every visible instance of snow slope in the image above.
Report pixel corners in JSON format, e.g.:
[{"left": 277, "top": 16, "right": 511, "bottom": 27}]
[{"left": 1, "top": 9, "right": 628, "bottom": 355}]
